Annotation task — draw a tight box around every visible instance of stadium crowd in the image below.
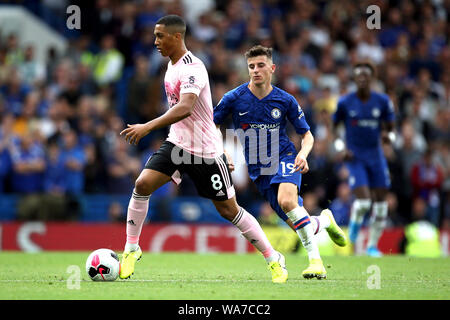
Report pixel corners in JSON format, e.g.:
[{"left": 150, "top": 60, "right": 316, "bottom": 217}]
[{"left": 0, "top": 0, "right": 448, "bottom": 229}]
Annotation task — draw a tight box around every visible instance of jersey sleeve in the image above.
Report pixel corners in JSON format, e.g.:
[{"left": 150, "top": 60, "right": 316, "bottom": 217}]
[
  {"left": 179, "top": 64, "right": 207, "bottom": 96},
  {"left": 381, "top": 95, "right": 396, "bottom": 123},
  {"left": 213, "top": 91, "right": 233, "bottom": 125},
  {"left": 332, "top": 97, "right": 346, "bottom": 124},
  {"left": 286, "top": 96, "right": 310, "bottom": 135}
]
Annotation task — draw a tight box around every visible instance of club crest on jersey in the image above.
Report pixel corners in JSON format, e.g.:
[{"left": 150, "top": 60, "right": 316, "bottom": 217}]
[
  {"left": 372, "top": 108, "right": 380, "bottom": 118},
  {"left": 271, "top": 108, "right": 281, "bottom": 119}
]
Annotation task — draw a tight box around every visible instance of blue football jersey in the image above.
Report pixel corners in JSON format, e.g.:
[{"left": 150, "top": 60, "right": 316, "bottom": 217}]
[
  {"left": 214, "top": 83, "right": 310, "bottom": 181},
  {"left": 333, "top": 91, "right": 395, "bottom": 156}
]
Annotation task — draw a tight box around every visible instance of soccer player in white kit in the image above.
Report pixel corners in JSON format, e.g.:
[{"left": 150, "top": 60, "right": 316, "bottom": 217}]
[{"left": 119, "top": 15, "right": 288, "bottom": 283}]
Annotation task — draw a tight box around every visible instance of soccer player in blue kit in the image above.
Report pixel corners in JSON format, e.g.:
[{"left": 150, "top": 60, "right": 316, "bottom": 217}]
[
  {"left": 214, "top": 45, "right": 347, "bottom": 279},
  {"left": 332, "top": 62, "right": 396, "bottom": 257}
]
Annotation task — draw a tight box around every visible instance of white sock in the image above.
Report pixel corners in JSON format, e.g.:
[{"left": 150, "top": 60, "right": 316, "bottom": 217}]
[
  {"left": 350, "top": 199, "right": 372, "bottom": 225},
  {"left": 310, "top": 214, "right": 331, "bottom": 235},
  {"left": 265, "top": 251, "right": 281, "bottom": 264},
  {"left": 125, "top": 242, "right": 140, "bottom": 252},
  {"left": 367, "top": 201, "right": 388, "bottom": 248},
  {"left": 286, "top": 206, "right": 321, "bottom": 260}
]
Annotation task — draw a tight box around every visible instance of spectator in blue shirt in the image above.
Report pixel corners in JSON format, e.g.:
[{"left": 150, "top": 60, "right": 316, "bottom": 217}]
[
  {"left": 10, "top": 132, "right": 45, "bottom": 193},
  {"left": 0, "top": 68, "right": 31, "bottom": 116},
  {"left": 329, "top": 182, "right": 353, "bottom": 227},
  {"left": 44, "top": 142, "right": 67, "bottom": 194},
  {"left": 60, "top": 129, "right": 86, "bottom": 195}
]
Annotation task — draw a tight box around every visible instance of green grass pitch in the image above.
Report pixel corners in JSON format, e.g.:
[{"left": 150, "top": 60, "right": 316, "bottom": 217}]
[{"left": 0, "top": 252, "right": 449, "bottom": 300}]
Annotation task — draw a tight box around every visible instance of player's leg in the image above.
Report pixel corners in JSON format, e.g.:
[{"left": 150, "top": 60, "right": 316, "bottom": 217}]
[
  {"left": 347, "top": 160, "right": 372, "bottom": 245},
  {"left": 120, "top": 141, "right": 179, "bottom": 279},
  {"left": 212, "top": 197, "right": 288, "bottom": 283},
  {"left": 120, "top": 168, "right": 172, "bottom": 279},
  {"left": 125, "top": 168, "right": 172, "bottom": 250},
  {"left": 277, "top": 182, "right": 326, "bottom": 279},
  {"left": 187, "top": 154, "right": 287, "bottom": 283},
  {"left": 365, "top": 157, "right": 391, "bottom": 256},
  {"left": 264, "top": 183, "right": 341, "bottom": 242},
  {"left": 365, "top": 187, "right": 388, "bottom": 257}
]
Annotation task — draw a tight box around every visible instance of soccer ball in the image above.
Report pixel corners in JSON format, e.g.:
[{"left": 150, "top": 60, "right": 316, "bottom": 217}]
[{"left": 86, "top": 249, "right": 120, "bottom": 281}]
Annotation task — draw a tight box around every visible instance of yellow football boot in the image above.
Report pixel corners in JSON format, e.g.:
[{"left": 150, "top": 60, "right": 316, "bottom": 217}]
[
  {"left": 268, "top": 252, "right": 288, "bottom": 283},
  {"left": 302, "top": 258, "right": 327, "bottom": 279},
  {"left": 321, "top": 209, "right": 348, "bottom": 247},
  {"left": 119, "top": 246, "right": 142, "bottom": 279}
]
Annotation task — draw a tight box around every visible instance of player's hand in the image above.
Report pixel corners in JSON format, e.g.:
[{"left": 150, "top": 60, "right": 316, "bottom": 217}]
[
  {"left": 120, "top": 123, "right": 150, "bottom": 145},
  {"left": 294, "top": 153, "right": 309, "bottom": 174},
  {"left": 343, "top": 149, "right": 354, "bottom": 161},
  {"left": 381, "top": 131, "right": 396, "bottom": 145},
  {"left": 224, "top": 149, "right": 235, "bottom": 172},
  {"left": 381, "top": 131, "right": 390, "bottom": 145}
]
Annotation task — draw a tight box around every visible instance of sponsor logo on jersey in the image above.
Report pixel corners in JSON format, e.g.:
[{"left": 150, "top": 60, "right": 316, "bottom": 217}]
[
  {"left": 240, "top": 123, "right": 280, "bottom": 130},
  {"left": 372, "top": 108, "right": 380, "bottom": 118}
]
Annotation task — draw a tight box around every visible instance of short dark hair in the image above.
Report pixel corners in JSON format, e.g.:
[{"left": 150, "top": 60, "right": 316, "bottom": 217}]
[
  {"left": 353, "top": 60, "right": 376, "bottom": 77},
  {"left": 156, "top": 15, "right": 186, "bottom": 37},
  {"left": 245, "top": 45, "right": 273, "bottom": 60}
]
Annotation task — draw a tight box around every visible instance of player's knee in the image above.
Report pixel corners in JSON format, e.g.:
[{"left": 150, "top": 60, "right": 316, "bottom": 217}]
[
  {"left": 353, "top": 198, "right": 372, "bottom": 214},
  {"left": 217, "top": 207, "right": 236, "bottom": 221},
  {"left": 215, "top": 201, "right": 239, "bottom": 222},
  {"left": 134, "top": 177, "right": 151, "bottom": 196},
  {"left": 278, "top": 196, "right": 297, "bottom": 213}
]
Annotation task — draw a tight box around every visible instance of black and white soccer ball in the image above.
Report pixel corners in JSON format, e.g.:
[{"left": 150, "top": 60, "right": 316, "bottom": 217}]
[{"left": 85, "top": 249, "right": 120, "bottom": 281}]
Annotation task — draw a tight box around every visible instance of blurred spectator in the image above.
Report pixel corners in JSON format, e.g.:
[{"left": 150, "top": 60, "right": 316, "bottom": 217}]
[
  {"left": 136, "top": 0, "right": 165, "bottom": 30},
  {"left": 0, "top": 68, "right": 31, "bottom": 116},
  {"left": 108, "top": 201, "right": 126, "bottom": 223},
  {"left": 4, "top": 34, "right": 23, "bottom": 66},
  {"left": 19, "top": 45, "right": 46, "bottom": 86},
  {"left": 92, "top": 34, "right": 124, "bottom": 86},
  {"left": 386, "top": 192, "right": 400, "bottom": 226},
  {"left": 410, "top": 148, "right": 444, "bottom": 226},
  {"left": 191, "top": 12, "right": 218, "bottom": 43},
  {"left": 258, "top": 202, "right": 282, "bottom": 226},
  {"left": 127, "top": 54, "right": 162, "bottom": 123},
  {"left": 10, "top": 131, "right": 45, "bottom": 193},
  {"left": 40, "top": 142, "right": 68, "bottom": 221},
  {"left": 378, "top": 7, "right": 407, "bottom": 49},
  {"left": 83, "top": 143, "right": 107, "bottom": 194},
  {"left": 114, "top": 2, "right": 139, "bottom": 67},
  {"left": 400, "top": 197, "right": 442, "bottom": 257},
  {"left": 356, "top": 29, "right": 385, "bottom": 65},
  {"left": 329, "top": 182, "right": 352, "bottom": 226},
  {"left": 106, "top": 139, "right": 141, "bottom": 194},
  {"left": 60, "top": 129, "right": 86, "bottom": 195},
  {"left": 43, "top": 142, "right": 66, "bottom": 194},
  {"left": 0, "top": 113, "right": 16, "bottom": 192},
  {"left": 302, "top": 192, "right": 321, "bottom": 216}
]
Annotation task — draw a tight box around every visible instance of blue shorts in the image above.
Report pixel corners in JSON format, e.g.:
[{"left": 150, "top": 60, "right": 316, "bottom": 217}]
[
  {"left": 253, "top": 154, "right": 303, "bottom": 221},
  {"left": 346, "top": 153, "right": 391, "bottom": 190}
]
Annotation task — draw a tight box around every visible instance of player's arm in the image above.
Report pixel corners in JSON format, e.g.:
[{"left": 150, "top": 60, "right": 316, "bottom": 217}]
[
  {"left": 332, "top": 97, "right": 353, "bottom": 160},
  {"left": 121, "top": 93, "right": 197, "bottom": 145},
  {"left": 214, "top": 92, "right": 234, "bottom": 171},
  {"left": 293, "top": 130, "right": 314, "bottom": 173},
  {"left": 215, "top": 124, "right": 235, "bottom": 172},
  {"left": 380, "top": 97, "right": 396, "bottom": 145},
  {"left": 381, "top": 121, "right": 396, "bottom": 145}
]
